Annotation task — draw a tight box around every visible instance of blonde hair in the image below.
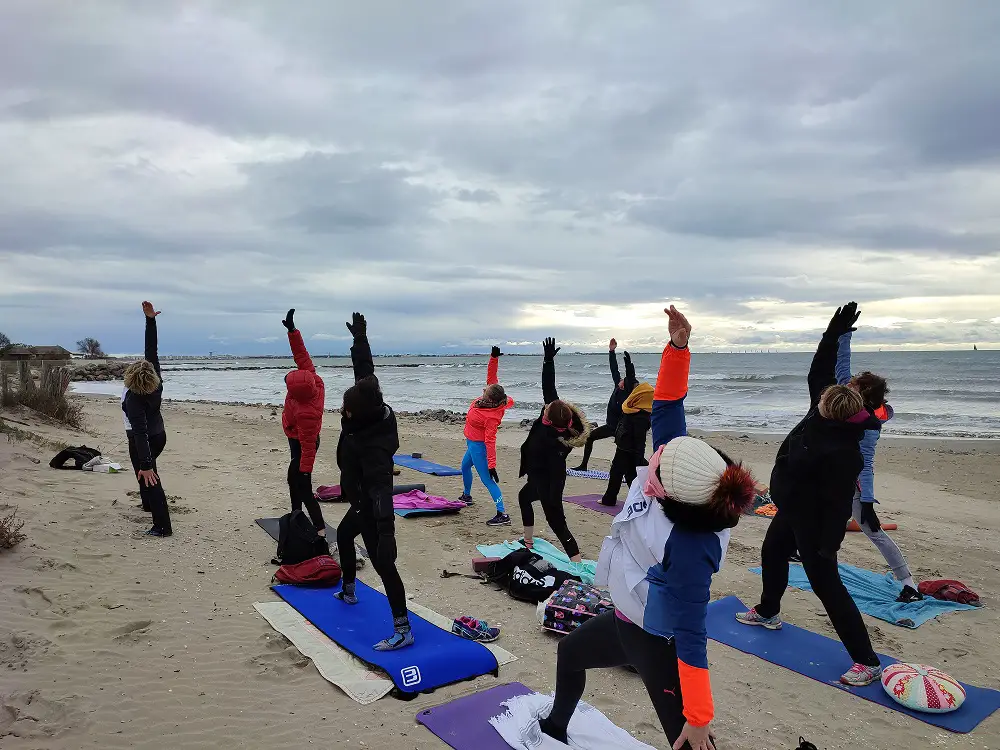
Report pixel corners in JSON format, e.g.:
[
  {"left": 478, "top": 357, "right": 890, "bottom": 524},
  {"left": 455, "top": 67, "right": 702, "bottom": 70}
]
[
  {"left": 818, "top": 384, "right": 864, "bottom": 421},
  {"left": 124, "top": 360, "right": 161, "bottom": 395}
]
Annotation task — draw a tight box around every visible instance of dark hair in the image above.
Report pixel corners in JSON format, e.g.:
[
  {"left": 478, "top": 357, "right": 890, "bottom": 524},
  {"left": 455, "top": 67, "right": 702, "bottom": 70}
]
[
  {"left": 654, "top": 445, "right": 746, "bottom": 532},
  {"left": 545, "top": 400, "right": 573, "bottom": 429},
  {"left": 344, "top": 375, "right": 384, "bottom": 420},
  {"left": 854, "top": 371, "right": 889, "bottom": 411}
]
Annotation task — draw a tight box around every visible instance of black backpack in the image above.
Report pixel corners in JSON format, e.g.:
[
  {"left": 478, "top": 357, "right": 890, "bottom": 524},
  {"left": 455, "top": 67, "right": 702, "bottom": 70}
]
[
  {"left": 49, "top": 445, "right": 102, "bottom": 470},
  {"left": 275, "top": 510, "right": 330, "bottom": 566},
  {"left": 484, "top": 548, "right": 581, "bottom": 603}
]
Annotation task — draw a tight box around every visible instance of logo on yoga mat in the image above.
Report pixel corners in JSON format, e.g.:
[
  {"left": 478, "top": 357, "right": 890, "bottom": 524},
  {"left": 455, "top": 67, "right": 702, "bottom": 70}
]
[{"left": 401, "top": 665, "right": 422, "bottom": 687}]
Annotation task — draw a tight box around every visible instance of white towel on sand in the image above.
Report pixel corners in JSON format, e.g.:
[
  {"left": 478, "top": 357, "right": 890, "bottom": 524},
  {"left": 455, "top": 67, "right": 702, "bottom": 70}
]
[{"left": 489, "top": 692, "right": 660, "bottom": 750}]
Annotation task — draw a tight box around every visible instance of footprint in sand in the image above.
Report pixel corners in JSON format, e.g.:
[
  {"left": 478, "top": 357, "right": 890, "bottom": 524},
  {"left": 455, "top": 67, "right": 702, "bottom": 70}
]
[
  {"left": 111, "top": 620, "right": 154, "bottom": 642},
  {"left": 246, "top": 634, "right": 310, "bottom": 676},
  {"left": 0, "top": 630, "right": 56, "bottom": 672},
  {"left": 0, "top": 690, "right": 85, "bottom": 739}
]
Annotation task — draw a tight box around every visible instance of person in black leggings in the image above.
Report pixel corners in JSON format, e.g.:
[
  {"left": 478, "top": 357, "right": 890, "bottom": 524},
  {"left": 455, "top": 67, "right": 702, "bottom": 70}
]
[
  {"left": 286, "top": 437, "right": 325, "bottom": 532},
  {"left": 573, "top": 338, "right": 636, "bottom": 471},
  {"left": 122, "top": 301, "right": 171, "bottom": 537},
  {"left": 333, "top": 313, "right": 412, "bottom": 651},
  {"left": 517, "top": 337, "right": 590, "bottom": 561}
]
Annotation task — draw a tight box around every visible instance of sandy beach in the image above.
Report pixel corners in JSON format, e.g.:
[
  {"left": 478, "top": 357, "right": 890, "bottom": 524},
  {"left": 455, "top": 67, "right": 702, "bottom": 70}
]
[{"left": 1, "top": 394, "right": 998, "bottom": 750}]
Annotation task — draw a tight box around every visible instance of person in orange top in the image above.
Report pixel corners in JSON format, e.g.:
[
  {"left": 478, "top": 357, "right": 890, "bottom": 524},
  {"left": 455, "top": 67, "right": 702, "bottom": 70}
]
[{"left": 460, "top": 346, "right": 515, "bottom": 526}]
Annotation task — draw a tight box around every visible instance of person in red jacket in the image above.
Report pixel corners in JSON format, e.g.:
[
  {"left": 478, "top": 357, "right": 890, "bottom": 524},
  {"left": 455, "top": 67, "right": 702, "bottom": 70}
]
[
  {"left": 281, "top": 308, "right": 326, "bottom": 536},
  {"left": 460, "top": 346, "right": 515, "bottom": 526}
]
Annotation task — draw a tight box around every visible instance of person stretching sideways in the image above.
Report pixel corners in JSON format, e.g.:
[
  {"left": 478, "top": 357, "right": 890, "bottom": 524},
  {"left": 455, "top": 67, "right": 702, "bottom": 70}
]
[{"left": 573, "top": 338, "right": 637, "bottom": 472}]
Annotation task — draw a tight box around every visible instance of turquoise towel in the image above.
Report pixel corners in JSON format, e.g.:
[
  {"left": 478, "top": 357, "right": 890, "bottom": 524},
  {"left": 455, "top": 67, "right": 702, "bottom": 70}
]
[
  {"left": 749, "top": 562, "right": 979, "bottom": 628},
  {"left": 477, "top": 538, "right": 597, "bottom": 585}
]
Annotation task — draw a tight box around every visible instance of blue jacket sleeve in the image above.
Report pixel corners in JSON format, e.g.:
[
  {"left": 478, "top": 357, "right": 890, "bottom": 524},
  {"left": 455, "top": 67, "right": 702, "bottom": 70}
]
[
  {"left": 836, "top": 332, "right": 852, "bottom": 386},
  {"left": 858, "top": 428, "right": 879, "bottom": 503},
  {"left": 651, "top": 344, "right": 690, "bottom": 450}
]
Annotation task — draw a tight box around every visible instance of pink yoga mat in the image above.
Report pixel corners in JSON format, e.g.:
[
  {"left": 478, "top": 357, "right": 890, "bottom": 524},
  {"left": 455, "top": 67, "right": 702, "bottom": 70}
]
[{"left": 565, "top": 494, "right": 620, "bottom": 516}]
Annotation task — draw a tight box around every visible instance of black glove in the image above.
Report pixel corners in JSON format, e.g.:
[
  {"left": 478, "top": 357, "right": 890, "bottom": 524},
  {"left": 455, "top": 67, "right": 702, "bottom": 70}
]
[
  {"left": 282, "top": 308, "right": 296, "bottom": 332},
  {"left": 491, "top": 346, "right": 502, "bottom": 358},
  {"left": 826, "top": 301, "right": 860, "bottom": 337},
  {"left": 346, "top": 312, "right": 367, "bottom": 338},
  {"left": 375, "top": 520, "right": 397, "bottom": 568},
  {"left": 543, "top": 337, "right": 560, "bottom": 361},
  {"left": 489, "top": 467, "right": 499, "bottom": 484},
  {"left": 860, "top": 502, "right": 882, "bottom": 533},
  {"left": 623, "top": 351, "right": 632, "bottom": 366}
]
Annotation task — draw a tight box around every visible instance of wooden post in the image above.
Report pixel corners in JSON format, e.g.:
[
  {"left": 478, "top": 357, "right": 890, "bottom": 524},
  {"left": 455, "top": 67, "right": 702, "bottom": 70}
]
[{"left": 0, "top": 360, "right": 10, "bottom": 405}]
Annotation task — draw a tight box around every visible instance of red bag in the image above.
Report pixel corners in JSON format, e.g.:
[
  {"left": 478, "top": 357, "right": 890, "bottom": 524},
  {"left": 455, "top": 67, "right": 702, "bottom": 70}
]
[
  {"left": 918, "top": 579, "right": 981, "bottom": 606},
  {"left": 273, "top": 555, "right": 342, "bottom": 587}
]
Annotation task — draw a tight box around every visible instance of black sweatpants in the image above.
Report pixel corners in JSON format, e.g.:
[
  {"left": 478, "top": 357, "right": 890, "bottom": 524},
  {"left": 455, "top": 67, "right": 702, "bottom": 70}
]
[
  {"left": 575, "top": 422, "right": 615, "bottom": 469},
  {"left": 287, "top": 437, "right": 326, "bottom": 531},
  {"left": 336, "top": 501, "right": 408, "bottom": 620},
  {"left": 518, "top": 470, "right": 579, "bottom": 558},
  {"left": 548, "top": 610, "right": 708, "bottom": 749},
  {"left": 128, "top": 431, "right": 170, "bottom": 533},
  {"left": 756, "top": 509, "right": 879, "bottom": 667},
  {"left": 601, "top": 448, "right": 642, "bottom": 505}
]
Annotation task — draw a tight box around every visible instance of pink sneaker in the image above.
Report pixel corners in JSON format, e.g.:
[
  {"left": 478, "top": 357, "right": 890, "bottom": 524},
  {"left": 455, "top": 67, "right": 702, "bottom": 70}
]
[{"left": 840, "top": 663, "right": 882, "bottom": 687}]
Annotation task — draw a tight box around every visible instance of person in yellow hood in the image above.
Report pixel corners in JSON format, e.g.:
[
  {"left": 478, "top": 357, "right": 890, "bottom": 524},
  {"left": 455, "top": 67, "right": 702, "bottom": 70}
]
[{"left": 601, "top": 380, "right": 654, "bottom": 506}]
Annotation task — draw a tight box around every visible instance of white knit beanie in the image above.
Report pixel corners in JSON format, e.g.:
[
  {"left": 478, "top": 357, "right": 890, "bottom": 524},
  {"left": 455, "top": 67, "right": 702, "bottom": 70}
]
[{"left": 658, "top": 436, "right": 727, "bottom": 506}]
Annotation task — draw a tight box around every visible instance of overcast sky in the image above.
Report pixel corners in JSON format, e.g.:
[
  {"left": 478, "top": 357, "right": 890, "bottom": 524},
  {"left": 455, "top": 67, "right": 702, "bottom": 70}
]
[{"left": 2, "top": 1, "right": 999, "bottom": 355}]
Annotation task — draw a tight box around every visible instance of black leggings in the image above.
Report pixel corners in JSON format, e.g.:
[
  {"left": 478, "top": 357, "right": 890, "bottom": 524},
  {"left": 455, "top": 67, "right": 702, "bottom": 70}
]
[
  {"left": 601, "top": 448, "right": 641, "bottom": 505},
  {"left": 336, "top": 504, "right": 408, "bottom": 620},
  {"left": 128, "top": 431, "right": 170, "bottom": 533},
  {"left": 549, "top": 610, "right": 706, "bottom": 749},
  {"left": 756, "top": 510, "right": 879, "bottom": 667},
  {"left": 518, "top": 473, "right": 579, "bottom": 558},
  {"left": 287, "top": 438, "right": 325, "bottom": 531},
  {"left": 575, "top": 422, "right": 615, "bottom": 468}
]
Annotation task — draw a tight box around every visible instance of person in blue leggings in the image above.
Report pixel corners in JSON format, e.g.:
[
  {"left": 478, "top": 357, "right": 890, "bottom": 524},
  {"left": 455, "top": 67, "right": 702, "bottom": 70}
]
[{"left": 460, "top": 346, "right": 515, "bottom": 526}]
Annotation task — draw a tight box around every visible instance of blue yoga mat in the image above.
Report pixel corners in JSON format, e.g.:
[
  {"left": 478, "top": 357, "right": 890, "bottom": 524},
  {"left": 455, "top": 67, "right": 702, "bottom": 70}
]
[
  {"left": 393, "top": 455, "right": 462, "bottom": 476},
  {"left": 706, "top": 596, "right": 1000, "bottom": 733},
  {"left": 394, "top": 507, "right": 462, "bottom": 518},
  {"left": 749, "top": 562, "right": 980, "bottom": 628},
  {"left": 476, "top": 538, "right": 597, "bottom": 584},
  {"left": 273, "top": 581, "right": 499, "bottom": 694}
]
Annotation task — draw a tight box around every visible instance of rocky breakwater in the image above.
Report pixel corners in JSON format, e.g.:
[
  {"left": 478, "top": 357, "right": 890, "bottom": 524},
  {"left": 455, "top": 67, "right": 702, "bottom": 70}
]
[{"left": 70, "top": 361, "right": 130, "bottom": 382}]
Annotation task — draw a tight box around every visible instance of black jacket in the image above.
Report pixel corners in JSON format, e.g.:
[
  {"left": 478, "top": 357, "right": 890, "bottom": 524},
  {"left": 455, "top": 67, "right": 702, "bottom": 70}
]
[
  {"left": 770, "top": 330, "right": 882, "bottom": 555},
  {"left": 614, "top": 409, "right": 651, "bottom": 456},
  {"left": 123, "top": 317, "right": 164, "bottom": 470},
  {"left": 604, "top": 351, "right": 638, "bottom": 427},
  {"left": 519, "top": 357, "right": 588, "bottom": 479},
  {"left": 337, "top": 334, "right": 399, "bottom": 528}
]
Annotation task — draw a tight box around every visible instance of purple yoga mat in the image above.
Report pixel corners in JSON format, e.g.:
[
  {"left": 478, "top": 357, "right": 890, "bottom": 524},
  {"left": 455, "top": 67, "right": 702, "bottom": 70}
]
[
  {"left": 416, "top": 682, "right": 534, "bottom": 750},
  {"left": 565, "top": 494, "right": 620, "bottom": 516}
]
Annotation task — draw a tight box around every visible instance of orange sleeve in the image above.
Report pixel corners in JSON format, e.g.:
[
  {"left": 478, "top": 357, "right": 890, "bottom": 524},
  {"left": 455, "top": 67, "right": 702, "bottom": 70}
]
[
  {"left": 487, "top": 355, "right": 499, "bottom": 385},
  {"left": 677, "top": 659, "right": 714, "bottom": 727},
  {"left": 653, "top": 344, "right": 690, "bottom": 401}
]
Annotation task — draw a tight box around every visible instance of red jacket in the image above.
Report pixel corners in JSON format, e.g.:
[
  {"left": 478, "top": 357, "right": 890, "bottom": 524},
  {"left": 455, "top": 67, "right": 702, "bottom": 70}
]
[
  {"left": 282, "top": 330, "right": 325, "bottom": 473},
  {"left": 463, "top": 355, "right": 514, "bottom": 469}
]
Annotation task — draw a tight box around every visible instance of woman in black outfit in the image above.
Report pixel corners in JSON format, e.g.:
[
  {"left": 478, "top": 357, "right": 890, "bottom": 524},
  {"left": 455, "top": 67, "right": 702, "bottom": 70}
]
[
  {"left": 518, "top": 337, "right": 590, "bottom": 561},
  {"left": 573, "top": 338, "right": 636, "bottom": 471},
  {"left": 333, "top": 313, "right": 413, "bottom": 651},
  {"left": 122, "top": 301, "right": 171, "bottom": 537}
]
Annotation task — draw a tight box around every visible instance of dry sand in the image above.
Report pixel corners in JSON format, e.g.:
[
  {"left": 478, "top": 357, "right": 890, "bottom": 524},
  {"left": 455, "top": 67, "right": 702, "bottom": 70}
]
[{"left": 1, "top": 394, "right": 998, "bottom": 749}]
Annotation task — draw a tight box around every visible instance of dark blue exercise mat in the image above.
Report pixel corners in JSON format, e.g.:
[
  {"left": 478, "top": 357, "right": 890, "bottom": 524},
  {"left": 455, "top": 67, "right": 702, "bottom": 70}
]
[
  {"left": 393, "top": 455, "right": 462, "bottom": 476},
  {"left": 394, "top": 507, "right": 462, "bottom": 518},
  {"left": 706, "top": 596, "right": 1000, "bottom": 733},
  {"left": 272, "top": 581, "right": 499, "bottom": 695}
]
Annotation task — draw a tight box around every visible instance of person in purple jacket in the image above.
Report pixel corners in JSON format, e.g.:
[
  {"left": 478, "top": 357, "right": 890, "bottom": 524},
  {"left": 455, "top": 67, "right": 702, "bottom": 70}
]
[{"left": 836, "top": 331, "right": 922, "bottom": 602}]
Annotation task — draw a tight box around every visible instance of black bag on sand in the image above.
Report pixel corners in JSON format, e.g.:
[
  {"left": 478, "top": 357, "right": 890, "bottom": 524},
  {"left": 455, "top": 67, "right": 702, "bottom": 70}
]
[
  {"left": 484, "top": 548, "right": 581, "bottom": 604},
  {"left": 49, "top": 445, "right": 101, "bottom": 470},
  {"left": 274, "top": 510, "right": 330, "bottom": 566}
]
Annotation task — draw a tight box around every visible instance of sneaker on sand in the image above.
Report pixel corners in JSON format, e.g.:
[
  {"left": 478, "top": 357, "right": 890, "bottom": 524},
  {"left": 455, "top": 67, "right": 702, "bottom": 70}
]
[
  {"left": 735, "top": 608, "right": 782, "bottom": 630},
  {"left": 840, "top": 663, "right": 882, "bottom": 687},
  {"left": 459, "top": 493, "right": 474, "bottom": 506},
  {"left": 896, "top": 584, "right": 924, "bottom": 603},
  {"left": 486, "top": 512, "right": 511, "bottom": 527}
]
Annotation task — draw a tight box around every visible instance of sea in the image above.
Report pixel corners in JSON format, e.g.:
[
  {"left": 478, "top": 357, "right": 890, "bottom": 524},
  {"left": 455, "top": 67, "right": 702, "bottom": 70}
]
[{"left": 72, "top": 350, "right": 1000, "bottom": 439}]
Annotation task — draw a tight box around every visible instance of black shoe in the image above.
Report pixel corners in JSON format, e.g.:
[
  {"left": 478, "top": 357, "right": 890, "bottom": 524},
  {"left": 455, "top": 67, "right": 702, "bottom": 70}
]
[
  {"left": 600, "top": 499, "right": 618, "bottom": 507},
  {"left": 145, "top": 527, "right": 172, "bottom": 537},
  {"left": 486, "top": 513, "right": 511, "bottom": 527},
  {"left": 897, "top": 585, "right": 924, "bottom": 603},
  {"left": 572, "top": 465, "right": 588, "bottom": 472},
  {"left": 537, "top": 717, "right": 568, "bottom": 745},
  {"left": 795, "top": 738, "right": 819, "bottom": 750}
]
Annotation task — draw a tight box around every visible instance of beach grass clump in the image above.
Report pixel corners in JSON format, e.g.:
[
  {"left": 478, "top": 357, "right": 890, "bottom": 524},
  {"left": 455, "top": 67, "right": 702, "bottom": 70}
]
[{"left": 0, "top": 505, "right": 26, "bottom": 550}]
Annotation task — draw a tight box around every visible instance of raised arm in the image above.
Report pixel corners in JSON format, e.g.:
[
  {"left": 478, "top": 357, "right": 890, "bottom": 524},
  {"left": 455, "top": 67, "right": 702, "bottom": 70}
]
[
  {"left": 622, "top": 351, "right": 638, "bottom": 395},
  {"left": 487, "top": 346, "right": 501, "bottom": 385},
  {"left": 282, "top": 309, "right": 316, "bottom": 372},
  {"left": 809, "top": 303, "right": 859, "bottom": 408},
  {"left": 541, "top": 337, "right": 560, "bottom": 405},
  {"left": 608, "top": 339, "right": 621, "bottom": 386},
  {"left": 651, "top": 306, "right": 691, "bottom": 451},
  {"left": 346, "top": 312, "right": 375, "bottom": 382},
  {"left": 141, "top": 301, "right": 161, "bottom": 377},
  {"left": 835, "top": 331, "right": 853, "bottom": 386}
]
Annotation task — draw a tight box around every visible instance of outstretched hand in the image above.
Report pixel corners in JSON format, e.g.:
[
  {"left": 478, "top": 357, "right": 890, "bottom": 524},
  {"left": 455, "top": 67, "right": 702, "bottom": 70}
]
[
  {"left": 665, "top": 305, "right": 692, "bottom": 348},
  {"left": 609, "top": 338, "right": 617, "bottom": 352},
  {"left": 142, "top": 301, "right": 161, "bottom": 319},
  {"left": 827, "top": 301, "right": 861, "bottom": 336},
  {"left": 346, "top": 312, "right": 367, "bottom": 338},
  {"left": 282, "top": 309, "right": 296, "bottom": 332},
  {"left": 623, "top": 351, "right": 632, "bottom": 365},
  {"left": 491, "top": 346, "right": 503, "bottom": 358},
  {"left": 543, "top": 337, "right": 561, "bottom": 361}
]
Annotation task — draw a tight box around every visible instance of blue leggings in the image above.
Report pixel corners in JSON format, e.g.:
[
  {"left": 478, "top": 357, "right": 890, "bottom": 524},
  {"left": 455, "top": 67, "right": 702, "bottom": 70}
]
[{"left": 461, "top": 439, "right": 504, "bottom": 513}]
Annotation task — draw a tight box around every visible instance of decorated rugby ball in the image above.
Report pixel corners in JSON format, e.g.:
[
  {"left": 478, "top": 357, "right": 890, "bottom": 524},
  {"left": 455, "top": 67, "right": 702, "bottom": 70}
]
[{"left": 881, "top": 663, "right": 966, "bottom": 713}]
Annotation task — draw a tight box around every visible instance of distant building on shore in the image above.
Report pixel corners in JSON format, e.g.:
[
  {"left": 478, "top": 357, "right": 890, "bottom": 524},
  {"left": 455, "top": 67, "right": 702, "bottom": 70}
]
[{"left": 0, "top": 345, "right": 74, "bottom": 361}]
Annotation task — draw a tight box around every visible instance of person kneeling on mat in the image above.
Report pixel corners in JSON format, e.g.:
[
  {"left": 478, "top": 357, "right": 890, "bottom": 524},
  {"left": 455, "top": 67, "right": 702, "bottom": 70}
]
[
  {"left": 333, "top": 312, "right": 413, "bottom": 651},
  {"left": 540, "top": 305, "right": 754, "bottom": 750},
  {"left": 517, "top": 337, "right": 590, "bottom": 559},
  {"left": 460, "top": 345, "right": 515, "bottom": 526}
]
